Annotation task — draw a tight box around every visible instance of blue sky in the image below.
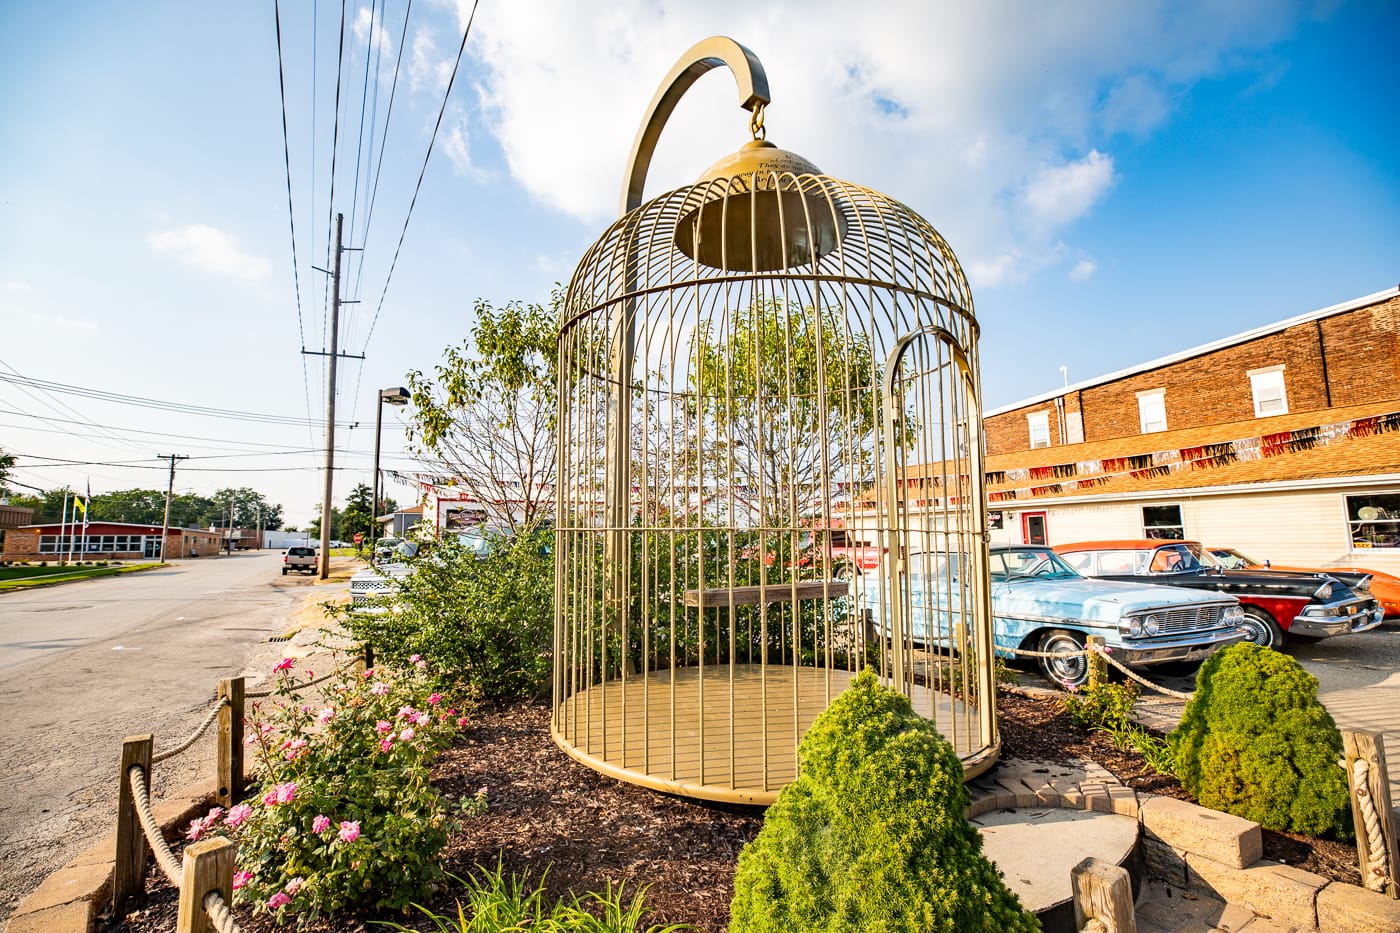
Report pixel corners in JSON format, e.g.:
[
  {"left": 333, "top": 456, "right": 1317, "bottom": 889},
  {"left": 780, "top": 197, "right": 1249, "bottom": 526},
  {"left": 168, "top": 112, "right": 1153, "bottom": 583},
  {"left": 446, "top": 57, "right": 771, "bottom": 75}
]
[{"left": 2, "top": 1, "right": 1397, "bottom": 526}]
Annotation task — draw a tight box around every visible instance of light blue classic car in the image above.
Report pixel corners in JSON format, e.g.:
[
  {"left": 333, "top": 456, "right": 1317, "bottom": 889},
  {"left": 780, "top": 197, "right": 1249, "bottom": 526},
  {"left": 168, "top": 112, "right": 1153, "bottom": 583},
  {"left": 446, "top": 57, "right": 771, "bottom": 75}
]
[{"left": 858, "top": 544, "right": 1248, "bottom": 688}]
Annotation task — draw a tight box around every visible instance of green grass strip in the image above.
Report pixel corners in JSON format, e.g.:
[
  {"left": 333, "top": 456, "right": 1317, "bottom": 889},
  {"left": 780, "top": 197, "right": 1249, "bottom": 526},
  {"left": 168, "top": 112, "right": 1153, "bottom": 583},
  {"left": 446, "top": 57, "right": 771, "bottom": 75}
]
[{"left": 0, "top": 562, "right": 164, "bottom": 590}]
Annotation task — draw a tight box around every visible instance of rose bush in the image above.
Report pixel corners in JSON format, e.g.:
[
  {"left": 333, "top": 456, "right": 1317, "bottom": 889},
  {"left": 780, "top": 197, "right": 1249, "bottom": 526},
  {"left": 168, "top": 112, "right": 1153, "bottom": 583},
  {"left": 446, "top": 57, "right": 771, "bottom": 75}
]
[{"left": 185, "top": 656, "right": 483, "bottom": 924}]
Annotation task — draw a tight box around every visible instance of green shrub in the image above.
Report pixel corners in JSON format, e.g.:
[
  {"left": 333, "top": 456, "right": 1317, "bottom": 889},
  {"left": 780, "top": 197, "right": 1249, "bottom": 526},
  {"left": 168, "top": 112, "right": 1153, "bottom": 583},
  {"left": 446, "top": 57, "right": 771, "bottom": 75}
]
[
  {"left": 730, "top": 669, "right": 1037, "bottom": 933},
  {"left": 344, "top": 529, "right": 554, "bottom": 701},
  {"left": 185, "top": 656, "right": 475, "bottom": 922},
  {"left": 1168, "top": 643, "right": 1352, "bottom": 838},
  {"left": 1063, "top": 679, "right": 1140, "bottom": 731}
]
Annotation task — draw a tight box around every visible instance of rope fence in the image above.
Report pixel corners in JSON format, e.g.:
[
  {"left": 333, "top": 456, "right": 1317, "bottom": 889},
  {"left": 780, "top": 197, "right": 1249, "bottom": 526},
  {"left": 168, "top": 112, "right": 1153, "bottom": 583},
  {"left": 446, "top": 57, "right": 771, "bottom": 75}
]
[
  {"left": 111, "top": 646, "right": 372, "bottom": 932},
  {"left": 1000, "top": 641, "right": 1197, "bottom": 700}
]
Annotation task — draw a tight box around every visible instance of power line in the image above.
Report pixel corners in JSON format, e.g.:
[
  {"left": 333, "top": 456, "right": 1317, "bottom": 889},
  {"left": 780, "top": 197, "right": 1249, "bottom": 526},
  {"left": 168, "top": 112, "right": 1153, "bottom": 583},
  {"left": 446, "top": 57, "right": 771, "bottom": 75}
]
[
  {"left": 273, "top": 0, "right": 317, "bottom": 454},
  {"left": 359, "top": 0, "right": 480, "bottom": 358},
  {"left": 0, "top": 372, "right": 359, "bottom": 428}
]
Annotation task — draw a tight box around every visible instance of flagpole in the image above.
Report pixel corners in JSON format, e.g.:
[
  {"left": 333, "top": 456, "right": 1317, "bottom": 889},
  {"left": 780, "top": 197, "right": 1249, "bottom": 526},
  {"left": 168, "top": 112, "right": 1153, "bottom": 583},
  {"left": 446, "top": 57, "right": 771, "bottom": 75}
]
[
  {"left": 80, "top": 480, "right": 90, "bottom": 559},
  {"left": 59, "top": 491, "right": 70, "bottom": 567}
]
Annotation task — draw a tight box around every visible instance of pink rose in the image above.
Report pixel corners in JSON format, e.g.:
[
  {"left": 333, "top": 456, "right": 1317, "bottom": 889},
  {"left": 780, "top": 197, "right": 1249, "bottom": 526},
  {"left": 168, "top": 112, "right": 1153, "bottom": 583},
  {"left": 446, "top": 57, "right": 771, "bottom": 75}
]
[
  {"left": 399, "top": 727, "right": 415, "bottom": 742},
  {"left": 275, "top": 782, "right": 297, "bottom": 804},
  {"left": 379, "top": 736, "right": 393, "bottom": 752},
  {"left": 456, "top": 716, "right": 468, "bottom": 728},
  {"left": 224, "top": 804, "right": 252, "bottom": 828},
  {"left": 408, "top": 654, "right": 421, "bottom": 663},
  {"left": 312, "top": 814, "right": 331, "bottom": 833},
  {"left": 375, "top": 720, "right": 393, "bottom": 733},
  {"left": 397, "top": 705, "right": 415, "bottom": 719},
  {"left": 185, "top": 817, "right": 208, "bottom": 842},
  {"left": 370, "top": 682, "right": 391, "bottom": 696},
  {"left": 232, "top": 870, "right": 252, "bottom": 890},
  {"left": 262, "top": 788, "right": 278, "bottom": 806},
  {"left": 274, "top": 658, "right": 294, "bottom": 672},
  {"left": 427, "top": 693, "right": 442, "bottom": 706},
  {"left": 317, "top": 707, "right": 335, "bottom": 724},
  {"left": 362, "top": 668, "right": 375, "bottom": 679},
  {"left": 267, "top": 891, "right": 291, "bottom": 910},
  {"left": 413, "top": 712, "right": 430, "bottom": 726},
  {"left": 285, "top": 877, "right": 305, "bottom": 896},
  {"left": 338, "top": 820, "right": 361, "bottom": 844}
]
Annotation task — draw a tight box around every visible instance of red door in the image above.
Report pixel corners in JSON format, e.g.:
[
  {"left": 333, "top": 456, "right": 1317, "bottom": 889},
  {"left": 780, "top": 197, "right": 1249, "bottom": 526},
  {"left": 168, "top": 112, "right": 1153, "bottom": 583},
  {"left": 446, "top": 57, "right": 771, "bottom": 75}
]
[{"left": 1021, "top": 512, "right": 1048, "bottom": 546}]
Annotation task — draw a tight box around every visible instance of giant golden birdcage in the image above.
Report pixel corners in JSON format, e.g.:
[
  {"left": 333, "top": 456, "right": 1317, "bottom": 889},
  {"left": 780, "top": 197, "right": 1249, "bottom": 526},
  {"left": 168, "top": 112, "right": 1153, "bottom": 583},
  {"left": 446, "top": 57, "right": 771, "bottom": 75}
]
[{"left": 553, "top": 37, "right": 999, "bottom": 804}]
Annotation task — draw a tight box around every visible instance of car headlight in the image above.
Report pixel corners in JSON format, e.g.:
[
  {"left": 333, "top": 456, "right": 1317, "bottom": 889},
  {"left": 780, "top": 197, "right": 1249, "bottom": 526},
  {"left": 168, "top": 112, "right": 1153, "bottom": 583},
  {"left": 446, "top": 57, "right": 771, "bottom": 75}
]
[
  {"left": 1123, "top": 615, "right": 1143, "bottom": 637},
  {"left": 1315, "top": 581, "right": 1334, "bottom": 600},
  {"left": 1143, "top": 614, "right": 1161, "bottom": 635},
  {"left": 1223, "top": 604, "right": 1244, "bottom": 621}
]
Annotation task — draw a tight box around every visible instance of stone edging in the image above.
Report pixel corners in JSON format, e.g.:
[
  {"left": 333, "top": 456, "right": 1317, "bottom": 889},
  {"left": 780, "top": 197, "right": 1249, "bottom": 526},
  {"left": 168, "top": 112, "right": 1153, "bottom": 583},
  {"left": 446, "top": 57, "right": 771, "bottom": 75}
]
[{"left": 966, "top": 748, "right": 1400, "bottom": 933}]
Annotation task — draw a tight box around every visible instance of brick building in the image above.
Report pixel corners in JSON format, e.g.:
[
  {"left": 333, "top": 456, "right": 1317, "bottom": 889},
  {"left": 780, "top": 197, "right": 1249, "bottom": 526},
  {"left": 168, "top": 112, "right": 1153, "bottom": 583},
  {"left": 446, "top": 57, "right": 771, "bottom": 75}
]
[
  {"left": 978, "top": 287, "right": 1400, "bottom": 571},
  {"left": 1, "top": 521, "right": 224, "bottom": 562}
]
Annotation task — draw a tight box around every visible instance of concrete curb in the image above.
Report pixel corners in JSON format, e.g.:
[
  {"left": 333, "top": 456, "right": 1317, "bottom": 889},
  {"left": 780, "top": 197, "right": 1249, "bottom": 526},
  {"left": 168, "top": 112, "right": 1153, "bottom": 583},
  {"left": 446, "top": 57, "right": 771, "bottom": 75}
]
[{"left": 4, "top": 781, "right": 216, "bottom": 933}]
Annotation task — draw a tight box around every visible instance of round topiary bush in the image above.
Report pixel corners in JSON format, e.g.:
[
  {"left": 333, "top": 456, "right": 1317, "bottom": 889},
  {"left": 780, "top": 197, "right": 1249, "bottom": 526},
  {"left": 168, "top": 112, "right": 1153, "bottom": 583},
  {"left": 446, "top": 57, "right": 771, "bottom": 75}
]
[
  {"left": 1168, "top": 642, "right": 1352, "bottom": 839},
  {"left": 729, "top": 669, "right": 1037, "bottom": 933}
]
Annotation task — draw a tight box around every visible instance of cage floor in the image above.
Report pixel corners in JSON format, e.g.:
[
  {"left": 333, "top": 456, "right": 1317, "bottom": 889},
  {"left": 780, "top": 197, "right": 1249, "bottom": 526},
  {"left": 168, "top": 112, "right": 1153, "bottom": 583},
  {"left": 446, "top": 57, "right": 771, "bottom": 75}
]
[{"left": 551, "top": 663, "right": 997, "bottom": 805}]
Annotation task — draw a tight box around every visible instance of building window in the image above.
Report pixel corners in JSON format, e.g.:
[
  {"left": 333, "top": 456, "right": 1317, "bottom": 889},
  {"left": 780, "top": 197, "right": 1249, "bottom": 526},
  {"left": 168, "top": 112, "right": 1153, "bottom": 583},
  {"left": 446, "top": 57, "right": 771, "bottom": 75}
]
[
  {"left": 1143, "top": 504, "right": 1184, "bottom": 540},
  {"left": 1347, "top": 492, "right": 1400, "bottom": 549},
  {"left": 1248, "top": 365, "right": 1288, "bottom": 417},
  {"left": 1027, "top": 411, "right": 1050, "bottom": 449},
  {"left": 1137, "top": 388, "right": 1167, "bottom": 433}
]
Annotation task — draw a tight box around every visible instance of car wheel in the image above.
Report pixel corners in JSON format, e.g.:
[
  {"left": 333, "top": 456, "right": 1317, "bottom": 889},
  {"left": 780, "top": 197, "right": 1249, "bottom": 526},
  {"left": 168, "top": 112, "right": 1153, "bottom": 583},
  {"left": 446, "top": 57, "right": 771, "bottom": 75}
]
[
  {"left": 1239, "top": 607, "right": 1284, "bottom": 649},
  {"left": 1037, "top": 629, "right": 1089, "bottom": 689}
]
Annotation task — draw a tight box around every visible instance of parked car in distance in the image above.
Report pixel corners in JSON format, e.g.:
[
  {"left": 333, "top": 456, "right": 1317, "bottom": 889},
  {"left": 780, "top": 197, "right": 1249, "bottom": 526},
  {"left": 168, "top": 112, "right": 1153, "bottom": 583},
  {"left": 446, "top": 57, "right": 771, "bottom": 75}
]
[
  {"left": 350, "top": 561, "right": 415, "bottom": 610},
  {"left": 1055, "top": 540, "right": 1384, "bottom": 649},
  {"left": 282, "top": 546, "right": 318, "bottom": 576},
  {"left": 373, "top": 536, "right": 419, "bottom": 563},
  {"left": 858, "top": 545, "right": 1248, "bottom": 688},
  {"left": 1208, "top": 547, "right": 1400, "bottom": 620}
]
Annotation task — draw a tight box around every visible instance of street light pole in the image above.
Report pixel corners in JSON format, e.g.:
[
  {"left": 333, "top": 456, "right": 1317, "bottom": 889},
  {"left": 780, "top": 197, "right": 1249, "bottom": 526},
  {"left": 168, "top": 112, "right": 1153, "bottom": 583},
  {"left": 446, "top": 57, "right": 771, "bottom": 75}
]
[{"left": 373, "top": 387, "right": 411, "bottom": 552}]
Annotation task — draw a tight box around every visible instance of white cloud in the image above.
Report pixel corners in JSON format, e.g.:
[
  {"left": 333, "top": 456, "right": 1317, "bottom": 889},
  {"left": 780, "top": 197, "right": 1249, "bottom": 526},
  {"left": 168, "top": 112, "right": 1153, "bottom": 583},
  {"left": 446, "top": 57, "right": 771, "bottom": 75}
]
[
  {"left": 410, "top": 27, "right": 454, "bottom": 96},
  {"left": 3, "top": 280, "right": 34, "bottom": 294},
  {"left": 1023, "top": 150, "right": 1117, "bottom": 230},
  {"left": 147, "top": 224, "right": 270, "bottom": 282},
  {"left": 439, "top": 107, "right": 484, "bottom": 179},
  {"left": 454, "top": 0, "right": 1306, "bottom": 288},
  {"left": 1069, "top": 259, "right": 1099, "bottom": 282}
]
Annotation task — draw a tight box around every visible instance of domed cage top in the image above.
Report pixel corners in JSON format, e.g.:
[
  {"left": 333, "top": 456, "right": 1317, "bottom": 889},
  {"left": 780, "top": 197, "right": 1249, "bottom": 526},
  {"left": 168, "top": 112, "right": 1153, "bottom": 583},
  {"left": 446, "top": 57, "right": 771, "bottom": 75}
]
[{"left": 552, "top": 38, "right": 999, "bottom": 804}]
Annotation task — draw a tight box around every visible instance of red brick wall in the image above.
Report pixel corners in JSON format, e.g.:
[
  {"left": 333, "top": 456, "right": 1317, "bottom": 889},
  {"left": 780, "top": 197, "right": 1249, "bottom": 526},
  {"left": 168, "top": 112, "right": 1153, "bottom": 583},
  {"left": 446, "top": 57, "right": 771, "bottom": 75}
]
[{"left": 986, "top": 295, "right": 1400, "bottom": 456}]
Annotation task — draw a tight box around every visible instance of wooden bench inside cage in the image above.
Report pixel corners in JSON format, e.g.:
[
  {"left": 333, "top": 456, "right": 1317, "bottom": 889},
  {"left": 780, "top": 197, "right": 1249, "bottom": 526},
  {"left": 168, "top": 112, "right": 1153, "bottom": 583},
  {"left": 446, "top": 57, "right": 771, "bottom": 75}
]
[{"left": 683, "top": 580, "right": 846, "bottom": 607}]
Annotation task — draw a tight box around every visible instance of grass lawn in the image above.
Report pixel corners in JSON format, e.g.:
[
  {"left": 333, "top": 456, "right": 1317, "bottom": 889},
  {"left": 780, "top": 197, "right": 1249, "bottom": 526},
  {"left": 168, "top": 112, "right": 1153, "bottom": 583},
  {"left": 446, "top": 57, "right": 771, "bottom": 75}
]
[{"left": 0, "top": 562, "right": 163, "bottom": 590}]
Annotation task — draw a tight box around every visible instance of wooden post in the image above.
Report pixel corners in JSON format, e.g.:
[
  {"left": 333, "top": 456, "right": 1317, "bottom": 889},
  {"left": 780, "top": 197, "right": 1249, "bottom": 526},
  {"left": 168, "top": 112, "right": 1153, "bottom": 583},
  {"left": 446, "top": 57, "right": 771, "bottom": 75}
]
[
  {"left": 1072, "top": 856, "right": 1136, "bottom": 933},
  {"left": 176, "top": 837, "right": 236, "bottom": 933},
  {"left": 362, "top": 643, "right": 374, "bottom": 673},
  {"left": 113, "top": 734, "right": 154, "bottom": 917},
  {"left": 1343, "top": 729, "right": 1400, "bottom": 898},
  {"left": 1085, "top": 635, "right": 1108, "bottom": 690},
  {"left": 217, "top": 678, "right": 245, "bottom": 809}
]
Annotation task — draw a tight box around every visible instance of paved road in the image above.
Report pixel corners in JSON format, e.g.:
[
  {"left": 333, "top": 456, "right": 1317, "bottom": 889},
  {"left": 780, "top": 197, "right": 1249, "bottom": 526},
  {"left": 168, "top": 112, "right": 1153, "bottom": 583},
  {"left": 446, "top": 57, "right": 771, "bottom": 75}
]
[{"left": 0, "top": 552, "right": 345, "bottom": 922}]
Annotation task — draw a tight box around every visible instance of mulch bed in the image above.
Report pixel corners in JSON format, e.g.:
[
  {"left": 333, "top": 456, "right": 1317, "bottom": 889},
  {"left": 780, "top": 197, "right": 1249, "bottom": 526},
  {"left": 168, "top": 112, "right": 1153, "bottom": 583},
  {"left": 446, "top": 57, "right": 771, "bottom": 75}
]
[{"left": 113, "top": 686, "right": 1360, "bottom": 932}]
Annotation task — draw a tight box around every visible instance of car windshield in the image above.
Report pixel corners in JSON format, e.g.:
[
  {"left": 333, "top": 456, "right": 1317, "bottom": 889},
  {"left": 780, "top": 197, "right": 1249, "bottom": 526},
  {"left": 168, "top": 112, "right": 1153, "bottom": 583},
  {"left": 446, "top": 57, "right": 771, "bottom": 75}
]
[{"left": 990, "top": 547, "right": 1081, "bottom": 581}]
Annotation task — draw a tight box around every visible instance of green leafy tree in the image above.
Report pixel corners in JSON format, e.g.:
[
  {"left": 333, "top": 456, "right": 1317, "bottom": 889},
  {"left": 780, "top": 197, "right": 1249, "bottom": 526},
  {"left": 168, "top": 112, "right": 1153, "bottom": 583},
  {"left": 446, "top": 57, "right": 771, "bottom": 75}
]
[
  {"left": 1169, "top": 643, "right": 1352, "bottom": 838},
  {"left": 730, "top": 669, "right": 1038, "bottom": 932},
  {"left": 306, "top": 505, "right": 342, "bottom": 542},
  {"left": 690, "top": 299, "right": 880, "bottom": 525},
  {"left": 9, "top": 487, "right": 77, "bottom": 524},
  {"left": 405, "top": 291, "right": 560, "bottom": 534},
  {"left": 0, "top": 447, "right": 14, "bottom": 495},
  {"left": 211, "top": 487, "right": 284, "bottom": 531},
  {"left": 339, "top": 483, "right": 376, "bottom": 544}
]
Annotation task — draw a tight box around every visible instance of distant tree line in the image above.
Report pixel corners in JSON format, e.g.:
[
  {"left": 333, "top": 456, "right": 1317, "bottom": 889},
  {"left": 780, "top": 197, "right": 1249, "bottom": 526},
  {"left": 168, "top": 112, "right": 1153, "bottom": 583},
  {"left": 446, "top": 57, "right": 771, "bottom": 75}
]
[{"left": 5, "top": 484, "right": 284, "bottom": 531}]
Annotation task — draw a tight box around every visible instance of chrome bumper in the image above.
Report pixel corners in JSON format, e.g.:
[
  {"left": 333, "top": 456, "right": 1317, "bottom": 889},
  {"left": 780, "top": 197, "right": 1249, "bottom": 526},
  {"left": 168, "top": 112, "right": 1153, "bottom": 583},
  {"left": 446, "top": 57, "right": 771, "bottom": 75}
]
[
  {"left": 1112, "top": 627, "right": 1249, "bottom": 666},
  {"left": 1290, "top": 602, "right": 1385, "bottom": 638}
]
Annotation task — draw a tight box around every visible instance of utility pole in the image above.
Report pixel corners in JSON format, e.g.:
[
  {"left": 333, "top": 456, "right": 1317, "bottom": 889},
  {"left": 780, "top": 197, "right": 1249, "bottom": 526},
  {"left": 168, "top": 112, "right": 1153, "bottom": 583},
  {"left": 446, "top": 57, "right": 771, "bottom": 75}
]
[
  {"left": 318, "top": 213, "right": 344, "bottom": 580},
  {"left": 158, "top": 454, "right": 187, "bottom": 564}
]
